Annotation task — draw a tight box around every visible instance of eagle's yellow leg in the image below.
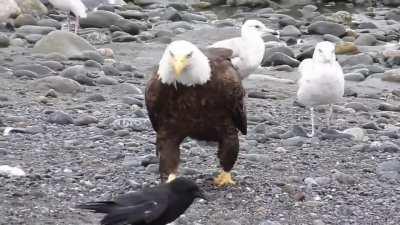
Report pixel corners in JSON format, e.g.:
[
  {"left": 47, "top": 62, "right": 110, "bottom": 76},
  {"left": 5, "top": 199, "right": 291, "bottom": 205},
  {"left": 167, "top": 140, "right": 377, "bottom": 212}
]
[
  {"left": 214, "top": 171, "right": 236, "bottom": 187},
  {"left": 166, "top": 173, "right": 177, "bottom": 183}
]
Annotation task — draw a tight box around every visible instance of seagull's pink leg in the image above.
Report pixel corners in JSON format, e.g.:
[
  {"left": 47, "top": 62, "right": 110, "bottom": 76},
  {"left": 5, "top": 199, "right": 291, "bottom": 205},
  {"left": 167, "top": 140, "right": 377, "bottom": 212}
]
[
  {"left": 67, "top": 11, "right": 71, "bottom": 32},
  {"left": 74, "top": 17, "right": 79, "bottom": 34}
]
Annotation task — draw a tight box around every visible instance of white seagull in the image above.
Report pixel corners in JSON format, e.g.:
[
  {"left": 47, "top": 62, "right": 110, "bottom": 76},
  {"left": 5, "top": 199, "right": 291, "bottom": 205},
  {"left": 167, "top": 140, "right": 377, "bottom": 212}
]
[
  {"left": 48, "top": 0, "right": 87, "bottom": 33},
  {"left": 0, "top": 0, "right": 20, "bottom": 24},
  {"left": 297, "top": 41, "right": 345, "bottom": 137},
  {"left": 208, "top": 20, "right": 279, "bottom": 80}
]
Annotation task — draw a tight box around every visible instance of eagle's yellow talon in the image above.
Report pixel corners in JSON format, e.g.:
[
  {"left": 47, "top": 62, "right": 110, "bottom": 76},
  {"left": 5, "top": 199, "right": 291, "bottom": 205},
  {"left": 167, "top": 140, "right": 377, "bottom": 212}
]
[{"left": 214, "top": 171, "right": 236, "bottom": 187}]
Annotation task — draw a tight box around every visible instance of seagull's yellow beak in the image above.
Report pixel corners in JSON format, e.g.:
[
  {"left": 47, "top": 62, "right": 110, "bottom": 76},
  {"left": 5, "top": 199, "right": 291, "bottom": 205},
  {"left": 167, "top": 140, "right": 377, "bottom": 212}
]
[{"left": 172, "top": 55, "right": 188, "bottom": 77}]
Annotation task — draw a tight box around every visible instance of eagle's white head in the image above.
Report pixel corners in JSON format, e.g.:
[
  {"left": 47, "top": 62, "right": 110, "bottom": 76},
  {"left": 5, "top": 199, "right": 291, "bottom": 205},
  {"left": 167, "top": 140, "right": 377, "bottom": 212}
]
[
  {"left": 313, "top": 41, "right": 336, "bottom": 64},
  {"left": 158, "top": 40, "right": 211, "bottom": 87},
  {"left": 241, "top": 20, "right": 279, "bottom": 38}
]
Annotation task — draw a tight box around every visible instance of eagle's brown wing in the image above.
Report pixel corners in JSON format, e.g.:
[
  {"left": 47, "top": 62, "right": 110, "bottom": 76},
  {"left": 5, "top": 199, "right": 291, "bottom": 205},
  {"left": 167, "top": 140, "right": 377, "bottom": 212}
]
[
  {"left": 145, "top": 70, "right": 163, "bottom": 132},
  {"left": 207, "top": 51, "right": 247, "bottom": 135},
  {"left": 225, "top": 68, "right": 247, "bottom": 135}
]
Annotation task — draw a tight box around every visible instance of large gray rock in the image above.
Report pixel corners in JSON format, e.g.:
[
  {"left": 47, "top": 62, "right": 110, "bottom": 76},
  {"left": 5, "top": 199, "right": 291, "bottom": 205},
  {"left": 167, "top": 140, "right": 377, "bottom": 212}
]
[
  {"left": 383, "top": 49, "right": 400, "bottom": 66},
  {"left": 30, "top": 76, "right": 84, "bottom": 94},
  {"left": 133, "top": 0, "right": 162, "bottom": 6},
  {"left": 262, "top": 52, "right": 299, "bottom": 67},
  {"left": 0, "top": 33, "right": 10, "bottom": 48},
  {"left": 60, "top": 65, "right": 96, "bottom": 86},
  {"left": 280, "top": 25, "right": 301, "bottom": 37},
  {"left": 308, "top": 21, "right": 346, "bottom": 37},
  {"left": 32, "top": 30, "right": 96, "bottom": 58},
  {"left": 80, "top": 10, "right": 124, "bottom": 28},
  {"left": 323, "top": 34, "right": 343, "bottom": 43},
  {"left": 0, "top": 0, "right": 21, "bottom": 22},
  {"left": 344, "top": 72, "right": 365, "bottom": 82},
  {"left": 385, "top": 9, "right": 400, "bottom": 21},
  {"left": 82, "top": 0, "right": 126, "bottom": 10},
  {"left": 265, "top": 46, "right": 295, "bottom": 58},
  {"left": 227, "top": 0, "right": 269, "bottom": 7},
  {"left": 15, "top": 0, "right": 47, "bottom": 16},
  {"left": 376, "top": 159, "right": 400, "bottom": 182},
  {"left": 15, "top": 64, "right": 54, "bottom": 76},
  {"left": 37, "top": 18, "right": 61, "bottom": 29},
  {"left": 14, "top": 14, "right": 37, "bottom": 27},
  {"left": 47, "top": 110, "right": 73, "bottom": 125},
  {"left": 383, "top": 0, "right": 400, "bottom": 6},
  {"left": 16, "top": 25, "right": 55, "bottom": 35},
  {"left": 354, "top": 34, "right": 377, "bottom": 46},
  {"left": 117, "top": 19, "right": 140, "bottom": 35},
  {"left": 339, "top": 53, "right": 373, "bottom": 67},
  {"left": 382, "top": 69, "right": 400, "bottom": 83}
]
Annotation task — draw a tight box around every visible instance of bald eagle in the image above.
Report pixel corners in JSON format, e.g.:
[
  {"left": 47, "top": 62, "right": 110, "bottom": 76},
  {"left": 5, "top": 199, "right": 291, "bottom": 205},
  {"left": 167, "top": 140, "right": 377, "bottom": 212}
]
[{"left": 145, "top": 40, "right": 247, "bottom": 187}]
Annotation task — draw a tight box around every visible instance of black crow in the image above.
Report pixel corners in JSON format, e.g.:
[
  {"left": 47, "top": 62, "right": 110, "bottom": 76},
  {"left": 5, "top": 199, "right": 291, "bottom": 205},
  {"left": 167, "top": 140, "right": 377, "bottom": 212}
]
[{"left": 76, "top": 177, "right": 206, "bottom": 225}]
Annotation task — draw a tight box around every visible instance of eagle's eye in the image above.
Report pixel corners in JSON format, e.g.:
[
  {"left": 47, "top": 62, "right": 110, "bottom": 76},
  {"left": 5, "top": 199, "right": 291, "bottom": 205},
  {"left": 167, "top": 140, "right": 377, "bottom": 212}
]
[
  {"left": 187, "top": 52, "right": 193, "bottom": 58},
  {"left": 169, "top": 51, "right": 174, "bottom": 57},
  {"left": 255, "top": 25, "right": 260, "bottom": 29}
]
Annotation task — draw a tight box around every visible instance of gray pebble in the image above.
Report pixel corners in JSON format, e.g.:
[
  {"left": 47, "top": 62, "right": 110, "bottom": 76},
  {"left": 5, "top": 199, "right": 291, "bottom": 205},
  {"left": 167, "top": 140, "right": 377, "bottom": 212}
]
[
  {"left": 47, "top": 111, "right": 74, "bottom": 125},
  {"left": 86, "top": 94, "right": 106, "bottom": 102},
  {"left": 74, "top": 115, "right": 98, "bottom": 126}
]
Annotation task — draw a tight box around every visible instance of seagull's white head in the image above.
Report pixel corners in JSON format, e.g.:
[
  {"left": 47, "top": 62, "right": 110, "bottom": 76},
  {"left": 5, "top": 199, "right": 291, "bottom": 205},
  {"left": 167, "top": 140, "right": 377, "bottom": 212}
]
[
  {"left": 313, "top": 41, "right": 336, "bottom": 64},
  {"left": 241, "top": 20, "right": 279, "bottom": 38},
  {"left": 158, "top": 40, "right": 211, "bottom": 87}
]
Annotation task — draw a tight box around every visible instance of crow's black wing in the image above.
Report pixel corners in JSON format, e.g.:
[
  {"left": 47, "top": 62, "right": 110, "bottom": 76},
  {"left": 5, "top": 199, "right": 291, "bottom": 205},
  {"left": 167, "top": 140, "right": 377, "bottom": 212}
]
[
  {"left": 77, "top": 187, "right": 170, "bottom": 225},
  {"left": 100, "top": 198, "right": 168, "bottom": 225}
]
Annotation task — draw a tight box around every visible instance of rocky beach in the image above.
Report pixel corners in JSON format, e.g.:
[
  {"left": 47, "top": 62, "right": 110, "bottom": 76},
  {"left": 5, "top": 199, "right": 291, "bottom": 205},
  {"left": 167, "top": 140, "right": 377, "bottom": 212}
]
[{"left": 1, "top": 0, "right": 400, "bottom": 224}]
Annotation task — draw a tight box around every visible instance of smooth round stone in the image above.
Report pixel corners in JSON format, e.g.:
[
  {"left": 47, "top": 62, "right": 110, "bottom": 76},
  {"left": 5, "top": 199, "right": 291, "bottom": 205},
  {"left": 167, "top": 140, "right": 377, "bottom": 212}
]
[
  {"left": 74, "top": 115, "right": 98, "bottom": 126},
  {"left": 86, "top": 94, "right": 106, "bottom": 102},
  {"left": 13, "top": 70, "right": 38, "bottom": 79},
  {"left": 30, "top": 76, "right": 84, "bottom": 94},
  {"left": 16, "top": 25, "right": 55, "bottom": 35},
  {"left": 308, "top": 21, "right": 346, "bottom": 37},
  {"left": 102, "top": 65, "right": 120, "bottom": 76},
  {"left": 14, "top": 14, "right": 38, "bottom": 27},
  {"left": 37, "top": 19, "right": 62, "bottom": 29},
  {"left": 280, "top": 25, "right": 301, "bottom": 37},
  {"left": 118, "top": 10, "right": 149, "bottom": 20},
  {"left": 96, "top": 76, "right": 118, "bottom": 85},
  {"left": 344, "top": 72, "right": 365, "bottom": 81},
  {"left": 39, "top": 61, "right": 64, "bottom": 71},
  {"left": 33, "top": 31, "right": 96, "bottom": 59},
  {"left": 47, "top": 111, "right": 74, "bottom": 125},
  {"left": 25, "top": 34, "right": 43, "bottom": 43},
  {"left": 0, "top": 34, "right": 10, "bottom": 48},
  {"left": 10, "top": 38, "right": 26, "bottom": 47}
]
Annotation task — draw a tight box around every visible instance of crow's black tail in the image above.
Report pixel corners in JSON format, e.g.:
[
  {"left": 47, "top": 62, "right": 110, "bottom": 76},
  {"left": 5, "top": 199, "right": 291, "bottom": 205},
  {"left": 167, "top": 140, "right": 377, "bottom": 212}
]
[
  {"left": 76, "top": 201, "right": 136, "bottom": 225},
  {"left": 75, "top": 201, "right": 117, "bottom": 214}
]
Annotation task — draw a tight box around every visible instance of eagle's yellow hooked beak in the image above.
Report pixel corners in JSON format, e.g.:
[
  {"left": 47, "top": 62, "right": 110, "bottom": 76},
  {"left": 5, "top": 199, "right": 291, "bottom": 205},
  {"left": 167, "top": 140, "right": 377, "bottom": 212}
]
[{"left": 172, "top": 55, "right": 188, "bottom": 77}]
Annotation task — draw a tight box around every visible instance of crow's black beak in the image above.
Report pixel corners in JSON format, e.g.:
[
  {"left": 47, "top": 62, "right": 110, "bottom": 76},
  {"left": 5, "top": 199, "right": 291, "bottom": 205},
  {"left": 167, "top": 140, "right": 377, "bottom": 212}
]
[{"left": 195, "top": 190, "right": 208, "bottom": 201}]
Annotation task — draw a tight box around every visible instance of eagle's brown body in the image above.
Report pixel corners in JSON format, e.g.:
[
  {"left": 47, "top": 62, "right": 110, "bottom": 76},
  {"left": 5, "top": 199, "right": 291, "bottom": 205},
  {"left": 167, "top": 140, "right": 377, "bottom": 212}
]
[{"left": 145, "top": 49, "right": 247, "bottom": 182}]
